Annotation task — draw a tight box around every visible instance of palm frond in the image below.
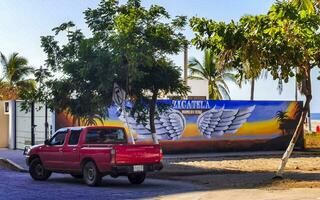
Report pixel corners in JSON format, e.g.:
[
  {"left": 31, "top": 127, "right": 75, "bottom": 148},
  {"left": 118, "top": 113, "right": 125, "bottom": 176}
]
[
  {"left": 187, "top": 75, "right": 204, "bottom": 80},
  {"left": 188, "top": 57, "right": 203, "bottom": 69},
  {"left": 188, "top": 66, "right": 207, "bottom": 79},
  {"left": 189, "top": 49, "right": 239, "bottom": 100},
  {"left": 217, "top": 81, "right": 230, "bottom": 94},
  {"left": 218, "top": 84, "right": 231, "bottom": 100}
]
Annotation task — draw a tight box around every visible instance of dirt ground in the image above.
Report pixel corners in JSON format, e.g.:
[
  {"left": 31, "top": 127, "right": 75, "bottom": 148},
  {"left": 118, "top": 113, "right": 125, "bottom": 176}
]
[
  {"left": 156, "top": 188, "right": 320, "bottom": 200},
  {"left": 148, "top": 154, "right": 320, "bottom": 199},
  {"left": 150, "top": 154, "right": 320, "bottom": 190}
]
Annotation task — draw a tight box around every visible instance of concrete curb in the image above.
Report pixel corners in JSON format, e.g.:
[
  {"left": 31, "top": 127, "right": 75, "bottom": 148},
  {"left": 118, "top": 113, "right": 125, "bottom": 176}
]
[{"left": 0, "top": 158, "right": 28, "bottom": 173}]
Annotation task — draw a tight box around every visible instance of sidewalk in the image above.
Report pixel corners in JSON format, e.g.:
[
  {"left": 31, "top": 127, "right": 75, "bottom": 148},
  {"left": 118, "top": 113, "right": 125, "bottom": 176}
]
[{"left": 0, "top": 148, "right": 27, "bottom": 171}]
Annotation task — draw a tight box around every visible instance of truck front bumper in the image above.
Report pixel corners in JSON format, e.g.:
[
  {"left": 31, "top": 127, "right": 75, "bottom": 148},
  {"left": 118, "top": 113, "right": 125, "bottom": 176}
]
[
  {"left": 111, "top": 162, "right": 163, "bottom": 174},
  {"left": 25, "top": 156, "right": 30, "bottom": 167}
]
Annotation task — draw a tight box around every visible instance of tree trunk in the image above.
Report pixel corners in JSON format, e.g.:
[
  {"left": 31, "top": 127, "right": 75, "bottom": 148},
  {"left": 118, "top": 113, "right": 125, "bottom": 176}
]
[
  {"left": 250, "top": 78, "right": 255, "bottom": 100},
  {"left": 308, "top": 108, "right": 312, "bottom": 132},
  {"left": 149, "top": 90, "right": 159, "bottom": 144},
  {"left": 209, "top": 82, "right": 214, "bottom": 100},
  {"left": 275, "top": 67, "right": 312, "bottom": 178}
]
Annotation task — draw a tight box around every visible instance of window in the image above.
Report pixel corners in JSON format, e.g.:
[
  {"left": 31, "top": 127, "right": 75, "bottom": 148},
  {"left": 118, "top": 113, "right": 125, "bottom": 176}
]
[
  {"left": 68, "top": 129, "right": 82, "bottom": 145},
  {"left": 4, "top": 101, "right": 9, "bottom": 114},
  {"left": 49, "top": 130, "right": 68, "bottom": 145},
  {"left": 85, "top": 128, "right": 126, "bottom": 144}
]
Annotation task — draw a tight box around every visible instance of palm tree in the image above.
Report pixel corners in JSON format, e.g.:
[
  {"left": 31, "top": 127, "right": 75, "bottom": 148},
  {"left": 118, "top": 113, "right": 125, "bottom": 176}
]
[
  {"left": 188, "top": 49, "right": 236, "bottom": 100},
  {"left": 246, "top": 70, "right": 269, "bottom": 100},
  {"left": 0, "top": 52, "right": 35, "bottom": 99},
  {"left": 276, "top": 110, "right": 289, "bottom": 136},
  {"left": 0, "top": 52, "right": 34, "bottom": 86}
]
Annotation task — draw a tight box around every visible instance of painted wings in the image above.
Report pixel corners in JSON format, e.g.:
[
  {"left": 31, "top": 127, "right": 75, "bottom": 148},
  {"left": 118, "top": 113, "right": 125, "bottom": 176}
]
[
  {"left": 197, "top": 105, "right": 256, "bottom": 138},
  {"left": 119, "top": 109, "right": 186, "bottom": 141}
]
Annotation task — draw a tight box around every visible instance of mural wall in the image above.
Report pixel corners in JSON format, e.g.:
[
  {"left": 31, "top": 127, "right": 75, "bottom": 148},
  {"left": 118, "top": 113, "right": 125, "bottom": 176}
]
[{"left": 57, "top": 100, "right": 303, "bottom": 153}]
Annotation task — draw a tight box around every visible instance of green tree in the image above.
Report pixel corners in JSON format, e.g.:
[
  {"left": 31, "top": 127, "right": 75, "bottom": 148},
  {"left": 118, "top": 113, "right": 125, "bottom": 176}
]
[
  {"left": 188, "top": 49, "right": 236, "bottom": 100},
  {"left": 84, "top": 0, "right": 189, "bottom": 143},
  {"left": 37, "top": 24, "right": 116, "bottom": 125},
  {"left": 190, "top": 1, "right": 320, "bottom": 177},
  {"left": 30, "top": 0, "right": 189, "bottom": 143}
]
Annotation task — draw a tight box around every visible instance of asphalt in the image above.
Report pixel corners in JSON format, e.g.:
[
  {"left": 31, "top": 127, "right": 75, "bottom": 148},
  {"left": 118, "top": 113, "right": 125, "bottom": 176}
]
[{"left": 0, "top": 168, "right": 203, "bottom": 200}]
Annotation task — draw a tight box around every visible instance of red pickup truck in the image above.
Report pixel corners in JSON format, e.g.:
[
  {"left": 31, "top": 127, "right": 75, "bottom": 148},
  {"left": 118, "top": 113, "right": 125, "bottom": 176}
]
[{"left": 25, "top": 126, "right": 163, "bottom": 186}]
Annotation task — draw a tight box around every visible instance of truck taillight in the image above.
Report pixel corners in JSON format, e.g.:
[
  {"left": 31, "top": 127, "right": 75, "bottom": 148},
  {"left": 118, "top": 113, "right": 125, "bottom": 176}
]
[{"left": 111, "top": 149, "right": 116, "bottom": 164}]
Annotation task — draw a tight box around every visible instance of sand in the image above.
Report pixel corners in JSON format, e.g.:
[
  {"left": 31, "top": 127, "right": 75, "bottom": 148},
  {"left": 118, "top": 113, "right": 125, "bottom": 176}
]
[{"left": 152, "top": 154, "right": 320, "bottom": 191}]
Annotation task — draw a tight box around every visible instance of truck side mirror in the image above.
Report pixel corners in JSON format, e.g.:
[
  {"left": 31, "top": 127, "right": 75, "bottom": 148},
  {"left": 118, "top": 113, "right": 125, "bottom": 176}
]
[{"left": 44, "top": 139, "right": 50, "bottom": 146}]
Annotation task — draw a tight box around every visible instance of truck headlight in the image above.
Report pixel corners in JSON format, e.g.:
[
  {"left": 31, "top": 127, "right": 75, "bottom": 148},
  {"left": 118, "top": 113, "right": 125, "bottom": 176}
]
[{"left": 23, "top": 146, "right": 31, "bottom": 155}]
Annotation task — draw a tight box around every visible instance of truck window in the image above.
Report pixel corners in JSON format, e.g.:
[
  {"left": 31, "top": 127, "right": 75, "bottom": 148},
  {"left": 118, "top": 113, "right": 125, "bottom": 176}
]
[
  {"left": 49, "top": 131, "right": 67, "bottom": 146},
  {"left": 85, "top": 128, "right": 127, "bottom": 144},
  {"left": 68, "top": 129, "right": 82, "bottom": 145}
]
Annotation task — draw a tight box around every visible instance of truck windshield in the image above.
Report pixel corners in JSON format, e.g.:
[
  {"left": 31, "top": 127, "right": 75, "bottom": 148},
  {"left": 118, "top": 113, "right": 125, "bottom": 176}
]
[{"left": 85, "top": 128, "right": 127, "bottom": 144}]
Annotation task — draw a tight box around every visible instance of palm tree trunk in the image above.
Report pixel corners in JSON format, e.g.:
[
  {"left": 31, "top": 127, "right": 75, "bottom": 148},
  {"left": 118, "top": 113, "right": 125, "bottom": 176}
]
[
  {"left": 250, "top": 78, "right": 255, "bottom": 100},
  {"left": 275, "top": 66, "right": 312, "bottom": 178}
]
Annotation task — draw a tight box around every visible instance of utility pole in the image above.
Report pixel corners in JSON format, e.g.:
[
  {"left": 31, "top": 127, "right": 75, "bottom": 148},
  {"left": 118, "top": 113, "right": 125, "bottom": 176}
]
[
  {"left": 184, "top": 44, "right": 188, "bottom": 85},
  {"left": 250, "top": 78, "right": 255, "bottom": 100}
]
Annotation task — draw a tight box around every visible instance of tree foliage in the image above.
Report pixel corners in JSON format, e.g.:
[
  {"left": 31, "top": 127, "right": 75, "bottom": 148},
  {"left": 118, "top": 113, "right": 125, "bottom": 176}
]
[
  {"left": 0, "top": 81, "right": 19, "bottom": 100},
  {"left": 0, "top": 52, "right": 35, "bottom": 100},
  {"left": 85, "top": 0, "right": 190, "bottom": 138},
  {"left": 38, "top": 25, "right": 117, "bottom": 123},
  {"left": 190, "top": 0, "right": 320, "bottom": 176},
  {"left": 29, "top": 0, "right": 189, "bottom": 137}
]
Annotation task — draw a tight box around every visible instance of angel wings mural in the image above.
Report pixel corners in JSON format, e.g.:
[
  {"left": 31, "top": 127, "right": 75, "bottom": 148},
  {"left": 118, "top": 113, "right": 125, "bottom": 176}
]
[
  {"left": 119, "top": 108, "right": 186, "bottom": 141},
  {"left": 119, "top": 104, "right": 255, "bottom": 141},
  {"left": 197, "top": 105, "right": 256, "bottom": 138}
]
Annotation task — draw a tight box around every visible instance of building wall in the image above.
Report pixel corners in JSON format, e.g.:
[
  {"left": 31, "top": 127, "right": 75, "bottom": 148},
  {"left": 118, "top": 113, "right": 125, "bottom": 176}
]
[
  {"left": 187, "top": 79, "right": 209, "bottom": 99},
  {"left": 0, "top": 101, "right": 9, "bottom": 148},
  {"left": 57, "top": 100, "right": 303, "bottom": 153}
]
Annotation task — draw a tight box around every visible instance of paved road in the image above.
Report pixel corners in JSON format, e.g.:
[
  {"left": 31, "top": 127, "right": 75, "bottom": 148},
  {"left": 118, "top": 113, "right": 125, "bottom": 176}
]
[{"left": 0, "top": 168, "right": 203, "bottom": 200}]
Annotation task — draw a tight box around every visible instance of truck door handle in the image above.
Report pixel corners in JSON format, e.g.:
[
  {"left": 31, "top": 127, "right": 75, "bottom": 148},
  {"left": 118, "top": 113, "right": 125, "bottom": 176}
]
[
  {"left": 59, "top": 148, "right": 63, "bottom": 152},
  {"left": 72, "top": 148, "right": 77, "bottom": 152}
]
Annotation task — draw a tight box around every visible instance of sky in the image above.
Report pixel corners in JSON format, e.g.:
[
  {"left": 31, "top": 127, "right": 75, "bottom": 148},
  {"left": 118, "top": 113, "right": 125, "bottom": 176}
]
[{"left": 0, "top": 0, "right": 319, "bottom": 113}]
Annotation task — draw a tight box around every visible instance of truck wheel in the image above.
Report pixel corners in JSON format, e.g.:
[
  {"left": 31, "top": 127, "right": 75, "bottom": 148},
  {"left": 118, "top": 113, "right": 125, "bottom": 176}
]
[
  {"left": 128, "top": 173, "right": 146, "bottom": 184},
  {"left": 29, "top": 158, "right": 52, "bottom": 181},
  {"left": 70, "top": 174, "right": 83, "bottom": 179},
  {"left": 83, "top": 161, "right": 101, "bottom": 186}
]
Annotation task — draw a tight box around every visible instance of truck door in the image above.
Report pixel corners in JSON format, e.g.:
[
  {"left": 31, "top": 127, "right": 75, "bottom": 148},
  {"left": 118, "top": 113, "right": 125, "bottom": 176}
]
[
  {"left": 63, "top": 128, "right": 82, "bottom": 171},
  {"left": 41, "top": 129, "right": 68, "bottom": 170}
]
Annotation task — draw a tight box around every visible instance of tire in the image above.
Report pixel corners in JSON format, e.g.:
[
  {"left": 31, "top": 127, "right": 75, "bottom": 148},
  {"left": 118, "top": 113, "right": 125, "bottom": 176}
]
[
  {"left": 82, "top": 161, "right": 102, "bottom": 186},
  {"left": 70, "top": 174, "right": 83, "bottom": 179},
  {"left": 29, "top": 158, "right": 52, "bottom": 181},
  {"left": 128, "top": 173, "right": 146, "bottom": 185}
]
